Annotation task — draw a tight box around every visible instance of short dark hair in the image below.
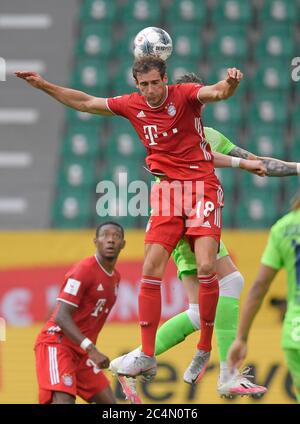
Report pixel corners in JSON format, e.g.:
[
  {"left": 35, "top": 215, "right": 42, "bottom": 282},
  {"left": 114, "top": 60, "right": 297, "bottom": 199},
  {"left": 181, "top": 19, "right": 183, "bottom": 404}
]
[
  {"left": 175, "top": 72, "right": 203, "bottom": 85},
  {"left": 132, "top": 56, "right": 166, "bottom": 81},
  {"left": 95, "top": 221, "right": 124, "bottom": 238}
]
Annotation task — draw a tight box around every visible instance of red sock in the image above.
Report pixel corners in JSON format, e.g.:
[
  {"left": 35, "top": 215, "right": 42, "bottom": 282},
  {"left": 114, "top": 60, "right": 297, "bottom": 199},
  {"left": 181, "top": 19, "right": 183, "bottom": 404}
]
[
  {"left": 138, "top": 276, "right": 162, "bottom": 357},
  {"left": 197, "top": 273, "right": 219, "bottom": 352}
]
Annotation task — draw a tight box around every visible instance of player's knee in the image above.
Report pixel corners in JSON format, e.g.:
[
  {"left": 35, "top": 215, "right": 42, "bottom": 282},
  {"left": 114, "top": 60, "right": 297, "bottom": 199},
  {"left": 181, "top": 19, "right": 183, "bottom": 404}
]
[
  {"left": 197, "top": 260, "right": 215, "bottom": 276},
  {"left": 143, "top": 257, "right": 165, "bottom": 277},
  {"left": 186, "top": 304, "right": 200, "bottom": 330},
  {"left": 219, "top": 271, "right": 244, "bottom": 299}
]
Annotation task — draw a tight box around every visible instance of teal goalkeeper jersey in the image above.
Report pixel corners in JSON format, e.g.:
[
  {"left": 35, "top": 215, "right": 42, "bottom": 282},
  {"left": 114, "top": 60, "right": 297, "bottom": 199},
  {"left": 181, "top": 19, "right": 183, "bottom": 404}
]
[
  {"left": 261, "top": 209, "right": 300, "bottom": 349},
  {"left": 204, "top": 127, "right": 236, "bottom": 155}
]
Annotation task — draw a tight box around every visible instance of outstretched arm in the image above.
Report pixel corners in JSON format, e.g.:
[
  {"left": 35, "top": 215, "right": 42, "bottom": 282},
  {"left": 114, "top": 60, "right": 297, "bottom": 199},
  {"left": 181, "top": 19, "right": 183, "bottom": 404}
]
[
  {"left": 229, "top": 146, "right": 300, "bottom": 177},
  {"left": 15, "top": 71, "right": 113, "bottom": 116},
  {"left": 198, "top": 68, "right": 243, "bottom": 103},
  {"left": 227, "top": 264, "right": 277, "bottom": 370},
  {"left": 213, "top": 151, "right": 266, "bottom": 176}
]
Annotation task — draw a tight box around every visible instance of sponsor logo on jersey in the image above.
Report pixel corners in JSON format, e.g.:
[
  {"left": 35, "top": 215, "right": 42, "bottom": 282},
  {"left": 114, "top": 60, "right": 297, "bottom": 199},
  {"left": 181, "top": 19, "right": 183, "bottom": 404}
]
[
  {"left": 167, "top": 103, "right": 176, "bottom": 117},
  {"left": 200, "top": 221, "right": 211, "bottom": 228},
  {"left": 62, "top": 374, "right": 73, "bottom": 387},
  {"left": 46, "top": 325, "right": 61, "bottom": 334},
  {"left": 97, "top": 283, "right": 104, "bottom": 291},
  {"left": 64, "top": 278, "right": 81, "bottom": 296},
  {"left": 137, "top": 110, "right": 146, "bottom": 118}
]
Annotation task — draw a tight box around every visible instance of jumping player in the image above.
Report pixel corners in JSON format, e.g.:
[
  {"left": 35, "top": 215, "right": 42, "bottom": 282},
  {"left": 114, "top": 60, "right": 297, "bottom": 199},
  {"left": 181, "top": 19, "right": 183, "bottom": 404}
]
[{"left": 16, "top": 56, "right": 243, "bottom": 383}]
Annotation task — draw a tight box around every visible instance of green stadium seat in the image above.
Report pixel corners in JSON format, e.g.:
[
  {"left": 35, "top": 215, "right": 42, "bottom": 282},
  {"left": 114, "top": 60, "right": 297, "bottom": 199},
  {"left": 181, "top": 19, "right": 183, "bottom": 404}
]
[
  {"left": 71, "top": 59, "right": 109, "bottom": 92},
  {"left": 211, "top": 0, "right": 253, "bottom": 24},
  {"left": 95, "top": 160, "right": 143, "bottom": 227},
  {"left": 250, "top": 60, "right": 291, "bottom": 92},
  {"left": 80, "top": 0, "right": 118, "bottom": 23},
  {"left": 241, "top": 171, "right": 281, "bottom": 191},
  {"left": 58, "top": 158, "right": 96, "bottom": 189},
  {"left": 284, "top": 177, "right": 300, "bottom": 209},
  {"left": 165, "top": 0, "right": 206, "bottom": 24},
  {"left": 291, "top": 105, "right": 300, "bottom": 137},
  {"left": 171, "top": 26, "right": 202, "bottom": 58},
  {"left": 235, "top": 189, "right": 280, "bottom": 228},
  {"left": 61, "top": 126, "right": 101, "bottom": 159},
  {"left": 221, "top": 195, "right": 233, "bottom": 228},
  {"left": 111, "top": 60, "right": 136, "bottom": 94},
  {"left": 203, "top": 97, "right": 243, "bottom": 126},
  {"left": 248, "top": 93, "right": 287, "bottom": 125},
  {"left": 76, "top": 24, "right": 113, "bottom": 58},
  {"left": 254, "top": 25, "right": 295, "bottom": 60},
  {"left": 215, "top": 167, "right": 235, "bottom": 192},
  {"left": 208, "top": 25, "right": 248, "bottom": 61},
  {"left": 206, "top": 61, "right": 247, "bottom": 99},
  {"left": 245, "top": 125, "right": 286, "bottom": 158},
  {"left": 121, "top": 0, "right": 161, "bottom": 23},
  {"left": 66, "top": 108, "right": 103, "bottom": 125},
  {"left": 258, "top": 0, "right": 299, "bottom": 24},
  {"left": 100, "top": 159, "right": 141, "bottom": 186},
  {"left": 207, "top": 60, "right": 246, "bottom": 83},
  {"left": 107, "top": 120, "right": 145, "bottom": 159},
  {"left": 52, "top": 190, "right": 92, "bottom": 228},
  {"left": 167, "top": 57, "right": 199, "bottom": 84}
]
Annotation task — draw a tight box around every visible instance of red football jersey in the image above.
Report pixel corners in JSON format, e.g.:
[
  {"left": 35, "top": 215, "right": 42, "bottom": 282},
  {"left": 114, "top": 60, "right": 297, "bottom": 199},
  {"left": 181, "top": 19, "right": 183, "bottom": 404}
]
[
  {"left": 36, "top": 255, "right": 120, "bottom": 354},
  {"left": 106, "top": 83, "right": 216, "bottom": 180}
]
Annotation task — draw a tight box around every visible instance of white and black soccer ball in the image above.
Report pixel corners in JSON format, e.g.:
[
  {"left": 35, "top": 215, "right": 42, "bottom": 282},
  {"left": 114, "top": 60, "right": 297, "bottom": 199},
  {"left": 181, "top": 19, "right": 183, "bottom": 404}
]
[{"left": 133, "top": 27, "right": 173, "bottom": 61}]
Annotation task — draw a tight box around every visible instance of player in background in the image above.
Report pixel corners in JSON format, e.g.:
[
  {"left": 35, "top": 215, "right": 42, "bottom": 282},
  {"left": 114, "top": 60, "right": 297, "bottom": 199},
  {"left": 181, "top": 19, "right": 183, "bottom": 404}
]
[
  {"left": 16, "top": 57, "right": 243, "bottom": 384},
  {"left": 110, "top": 72, "right": 300, "bottom": 402},
  {"left": 228, "top": 191, "right": 300, "bottom": 403},
  {"left": 34, "top": 222, "right": 125, "bottom": 404}
]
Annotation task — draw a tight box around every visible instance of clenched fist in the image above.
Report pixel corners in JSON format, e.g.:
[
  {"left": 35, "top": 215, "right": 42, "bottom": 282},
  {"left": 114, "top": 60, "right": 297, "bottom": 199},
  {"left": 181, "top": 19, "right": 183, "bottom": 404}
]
[{"left": 226, "top": 68, "right": 243, "bottom": 86}]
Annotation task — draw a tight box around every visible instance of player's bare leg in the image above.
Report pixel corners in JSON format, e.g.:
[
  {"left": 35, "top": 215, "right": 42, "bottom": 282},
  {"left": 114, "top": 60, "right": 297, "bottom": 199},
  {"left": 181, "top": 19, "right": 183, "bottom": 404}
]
[
  {"left": 184, "top": 236, "right": 219, "bottom": 384},
  {"left": 116, "top": 243, "right": 170, "bottom": 380},
  {"left": 90, "top": 386, "right": 116, "bottom": 404},
  {"left": 52, "top": 391, "right": 75, "bottom": 404}
]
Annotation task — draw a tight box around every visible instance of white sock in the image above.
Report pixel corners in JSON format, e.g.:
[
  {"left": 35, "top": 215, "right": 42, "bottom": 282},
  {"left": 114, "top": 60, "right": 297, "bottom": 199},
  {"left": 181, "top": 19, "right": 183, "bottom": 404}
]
[{"left": 219, "top": 362, "right": 238, "bottom": 384}]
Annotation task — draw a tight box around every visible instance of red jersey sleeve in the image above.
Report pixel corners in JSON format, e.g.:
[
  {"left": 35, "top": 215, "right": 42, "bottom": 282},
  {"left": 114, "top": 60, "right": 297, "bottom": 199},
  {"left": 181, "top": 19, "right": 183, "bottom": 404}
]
[
  {"left": 56, "top": 265, "right": 89, "bottom": 308},
  {"left": 106, "top": 94, "right": 132, "bottom": 117},
  {"left": 177, "top": 83, "right": 205, "bottom": 107}
]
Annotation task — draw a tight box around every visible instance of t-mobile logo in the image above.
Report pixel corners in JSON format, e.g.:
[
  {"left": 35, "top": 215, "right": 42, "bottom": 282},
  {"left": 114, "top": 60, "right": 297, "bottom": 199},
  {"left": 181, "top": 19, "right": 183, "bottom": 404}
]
[
  {"left": 0, "top": 57, "right": 6, "bottom": 81},
  {"left": 143, "top": 125, "right": 158, "bottom": 146}
]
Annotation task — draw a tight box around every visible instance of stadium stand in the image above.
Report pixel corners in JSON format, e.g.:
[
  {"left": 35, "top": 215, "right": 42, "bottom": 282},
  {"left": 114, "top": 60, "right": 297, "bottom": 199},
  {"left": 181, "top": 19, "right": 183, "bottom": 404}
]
[
  {"left": 3, "top": 0, "right": 298, "bottom": 229},
  {"left": 0, "top": 0, "right": 79, "bottom": 229}
]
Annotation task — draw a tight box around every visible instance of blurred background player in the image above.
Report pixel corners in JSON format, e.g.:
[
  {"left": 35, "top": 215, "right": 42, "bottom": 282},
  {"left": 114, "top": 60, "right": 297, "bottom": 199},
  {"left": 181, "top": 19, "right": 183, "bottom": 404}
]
[
  {"left": 228, "top": 190, "right": 300, "bottom": 403},
  {"left": 34, "top": 222, "right": 125, "bottom": 404},
  {"left": 15, "top": 56, "right": 243, "bottom": 384},
  {"left": 110, "top": 72, "right": 300, "bottom": 401}
]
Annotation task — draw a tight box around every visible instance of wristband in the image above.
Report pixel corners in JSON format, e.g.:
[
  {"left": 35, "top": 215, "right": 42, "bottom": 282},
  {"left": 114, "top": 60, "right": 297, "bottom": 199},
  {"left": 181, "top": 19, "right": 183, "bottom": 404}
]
[
  {"left": 231, "top": 157, "right": 241, "bottom": 168},
  {"left": 80, "top": 337, "right": 93, "bottom": 351},
  {"left": 297, "top": 163, "right": 300, "bottom": 175}
]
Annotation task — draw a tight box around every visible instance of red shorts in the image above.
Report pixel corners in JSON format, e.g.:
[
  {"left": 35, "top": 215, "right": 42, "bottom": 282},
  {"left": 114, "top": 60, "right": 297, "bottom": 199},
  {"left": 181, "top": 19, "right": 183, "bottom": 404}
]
[
  {"left": 145, "top": 177, "right": 224, "bottom": 254},
  {"left": 35, "top": 343, "right": 110, "bottom": 404}
]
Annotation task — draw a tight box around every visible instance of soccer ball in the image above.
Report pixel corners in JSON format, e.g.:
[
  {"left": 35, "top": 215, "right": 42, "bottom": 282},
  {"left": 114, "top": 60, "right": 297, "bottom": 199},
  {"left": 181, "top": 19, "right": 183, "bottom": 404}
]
[{"left": 133, "top": 27, "right": 173, "bottom": 61}]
